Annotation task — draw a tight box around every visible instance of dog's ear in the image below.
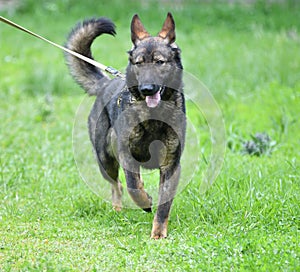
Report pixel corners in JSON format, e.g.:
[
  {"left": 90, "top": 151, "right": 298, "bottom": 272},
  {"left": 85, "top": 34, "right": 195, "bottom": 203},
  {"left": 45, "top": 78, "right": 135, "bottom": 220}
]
[
  {"left": 158, "top": 12, "right": 176, "bottom": 44},
  {"left": 131, "top": 14, "right": 150, "bottom": 45}
]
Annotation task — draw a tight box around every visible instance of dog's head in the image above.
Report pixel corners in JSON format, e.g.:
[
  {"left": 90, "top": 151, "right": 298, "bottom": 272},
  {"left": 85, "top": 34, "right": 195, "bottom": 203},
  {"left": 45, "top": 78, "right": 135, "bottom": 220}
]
[{"left": 126, "top": 13, "right": 183, "bottom": 108}]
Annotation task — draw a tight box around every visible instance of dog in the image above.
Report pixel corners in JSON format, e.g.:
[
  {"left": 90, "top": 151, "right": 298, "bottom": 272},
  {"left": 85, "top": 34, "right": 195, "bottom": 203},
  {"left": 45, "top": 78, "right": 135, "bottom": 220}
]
[{"left": 65, "top": 13, "right": 186, "bottom": 239}]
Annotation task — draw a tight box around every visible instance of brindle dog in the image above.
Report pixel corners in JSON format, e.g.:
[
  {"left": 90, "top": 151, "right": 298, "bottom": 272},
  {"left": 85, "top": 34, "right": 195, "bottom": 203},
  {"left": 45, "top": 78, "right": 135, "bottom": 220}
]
[{"left": 65, "top": 13, "right": 185, "bottom": 239}]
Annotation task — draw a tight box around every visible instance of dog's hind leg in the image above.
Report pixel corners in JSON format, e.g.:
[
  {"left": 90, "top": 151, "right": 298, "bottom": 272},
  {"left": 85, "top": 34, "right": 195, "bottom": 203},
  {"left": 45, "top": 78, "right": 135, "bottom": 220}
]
[
  {"left": 90, "top": 105, "right": 123, "bottom": 211},
  {"left": 111, "top": 180, "right": 123, "bottom": 212},
  {"left": 98, "top": 159, "right": 123, "bottom": 212},
  {"left": 151, "top": 164, "right": 180, "bottom": 239},
  {"left": 124, "top": 169, "right": 152, "bottom": 212}
]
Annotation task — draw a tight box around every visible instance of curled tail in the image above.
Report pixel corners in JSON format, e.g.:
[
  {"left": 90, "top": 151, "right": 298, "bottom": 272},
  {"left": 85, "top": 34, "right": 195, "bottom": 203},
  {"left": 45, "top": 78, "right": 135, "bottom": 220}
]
[{"left": 65, "top": 18, "right": 116, "bottom": 95}]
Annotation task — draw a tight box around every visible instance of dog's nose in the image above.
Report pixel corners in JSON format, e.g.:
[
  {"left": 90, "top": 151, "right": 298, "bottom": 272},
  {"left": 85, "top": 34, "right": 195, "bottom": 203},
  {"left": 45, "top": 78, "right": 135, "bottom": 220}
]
[{"left": 139, "top": 84, "right": 160, "bottom": 96}]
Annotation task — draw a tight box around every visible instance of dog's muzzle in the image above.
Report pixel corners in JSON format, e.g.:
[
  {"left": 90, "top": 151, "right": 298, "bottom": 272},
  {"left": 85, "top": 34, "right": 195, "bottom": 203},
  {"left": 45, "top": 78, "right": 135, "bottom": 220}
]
[
  {"left": 138, "top": 84, "right": 165, "bottom": 108},
  {"left": 138, "top": 84, "right": 161, "bottom": 96}
]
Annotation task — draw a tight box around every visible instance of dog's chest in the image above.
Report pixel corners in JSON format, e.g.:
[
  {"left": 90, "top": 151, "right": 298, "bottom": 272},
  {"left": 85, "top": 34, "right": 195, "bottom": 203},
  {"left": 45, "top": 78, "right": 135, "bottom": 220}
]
[
  {"left": 129, "top": 119, "right": 180, "bottom": 167},
  {"left": 107, "top": 89, "right": 183, "bottom": 167}
]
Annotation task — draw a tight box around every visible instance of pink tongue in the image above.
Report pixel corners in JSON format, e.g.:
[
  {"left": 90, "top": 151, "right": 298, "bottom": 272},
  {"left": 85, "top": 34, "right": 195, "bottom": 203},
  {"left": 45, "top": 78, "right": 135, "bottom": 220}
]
[{"left": 145, "top": 92, "right": 161, "bottom": 108}]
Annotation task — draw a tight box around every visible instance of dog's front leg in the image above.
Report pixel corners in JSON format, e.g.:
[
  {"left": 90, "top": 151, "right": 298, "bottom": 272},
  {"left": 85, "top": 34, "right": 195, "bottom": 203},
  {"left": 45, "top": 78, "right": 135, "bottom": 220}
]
[
  {"left": 151, "top": 164, "right": 180, "bottom": 239},
  {"left": 125, "top": 170, "right": 152, "bottom": 212}
]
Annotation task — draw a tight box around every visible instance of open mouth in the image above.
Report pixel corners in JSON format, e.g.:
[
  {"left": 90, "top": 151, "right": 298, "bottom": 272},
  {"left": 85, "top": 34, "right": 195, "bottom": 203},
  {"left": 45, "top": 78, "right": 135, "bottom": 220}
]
[{"left": 145, "top": 86, "right": 165, "bottom": 108}]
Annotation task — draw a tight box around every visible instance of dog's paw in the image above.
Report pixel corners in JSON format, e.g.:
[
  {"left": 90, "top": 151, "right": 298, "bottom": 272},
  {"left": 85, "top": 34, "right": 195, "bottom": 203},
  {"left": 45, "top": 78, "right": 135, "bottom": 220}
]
[
  {"left": 113, "top": 204, "right": 122, "bottom": 212},
  {"left": 150, "top": 229, "right": 167, "bottom": 239},
  {"left": 112, "top": 181, "right": 123, "bottom": 212},
  {"left": 151, "top": 220, "right": 167, "bottom": 239},
  {"left": 127, "top": 188, "right": 152, "bottom": 210}
]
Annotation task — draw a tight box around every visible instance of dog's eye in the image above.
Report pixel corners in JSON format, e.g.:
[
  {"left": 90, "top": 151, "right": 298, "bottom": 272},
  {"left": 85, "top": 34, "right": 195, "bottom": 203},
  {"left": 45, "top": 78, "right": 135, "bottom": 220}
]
[
  {"left": 134, "top": 56, "right": 144, "bottom": 65},
  {"left": 155, "top": 60, "right": 165, "bottom": 65},
  {"left": 135, "top": 61, "right": 143, "bottom": 65}
]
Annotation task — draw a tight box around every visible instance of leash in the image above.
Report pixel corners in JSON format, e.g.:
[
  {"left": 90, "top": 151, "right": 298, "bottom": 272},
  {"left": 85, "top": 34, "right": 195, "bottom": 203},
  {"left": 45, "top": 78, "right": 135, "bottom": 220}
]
[{"left": 0, "top": 16, "right": 125, "bottom": 80}]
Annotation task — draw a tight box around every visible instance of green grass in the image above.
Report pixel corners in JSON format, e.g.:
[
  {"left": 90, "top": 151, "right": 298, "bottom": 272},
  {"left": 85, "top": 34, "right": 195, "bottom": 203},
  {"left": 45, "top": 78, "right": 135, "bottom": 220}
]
[{"left": 1, "top": 0, "right": 299, "bottom": 270}]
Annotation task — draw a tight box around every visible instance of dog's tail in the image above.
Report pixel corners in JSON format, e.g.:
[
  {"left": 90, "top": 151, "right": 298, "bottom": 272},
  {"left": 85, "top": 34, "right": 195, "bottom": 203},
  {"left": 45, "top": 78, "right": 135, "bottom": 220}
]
[{"left": 65, "top": 18, "right": 116, "bottom": 95}]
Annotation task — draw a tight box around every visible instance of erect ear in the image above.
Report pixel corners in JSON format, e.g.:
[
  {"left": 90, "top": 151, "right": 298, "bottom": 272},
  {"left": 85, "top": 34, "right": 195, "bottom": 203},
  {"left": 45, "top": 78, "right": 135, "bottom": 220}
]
[
  {"left": 158, "top": 12, "right": 176, "bottom": 44},
  {"left": 131, "top": 14, "right": 150, "bottom": 45}
]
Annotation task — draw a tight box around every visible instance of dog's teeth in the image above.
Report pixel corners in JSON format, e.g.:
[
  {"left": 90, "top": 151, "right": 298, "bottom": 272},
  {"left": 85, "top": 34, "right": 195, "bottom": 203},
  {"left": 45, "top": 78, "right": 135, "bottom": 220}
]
[{"left": 159, "top": 86, "right": 165, "bottom": 95}]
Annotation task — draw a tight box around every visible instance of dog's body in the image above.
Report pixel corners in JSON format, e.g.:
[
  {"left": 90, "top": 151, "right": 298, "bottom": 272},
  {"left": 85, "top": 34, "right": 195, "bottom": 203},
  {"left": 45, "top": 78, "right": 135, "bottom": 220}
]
[{"left": 65, "top": 13, "right": 185, "bottom": 239}]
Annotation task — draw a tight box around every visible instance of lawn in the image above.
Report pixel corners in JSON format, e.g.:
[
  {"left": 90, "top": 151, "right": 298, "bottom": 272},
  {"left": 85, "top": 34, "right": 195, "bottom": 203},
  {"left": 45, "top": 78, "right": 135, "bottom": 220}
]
[{"left": 0, "top": 0, "right": 299, "bottom": 271}]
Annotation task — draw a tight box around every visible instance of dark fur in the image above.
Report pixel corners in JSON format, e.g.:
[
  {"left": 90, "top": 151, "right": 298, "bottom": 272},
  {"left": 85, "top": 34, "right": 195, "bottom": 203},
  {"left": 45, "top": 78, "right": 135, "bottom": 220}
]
[{"left": 65, "top": 13, "right": 186, "bottom": 239}]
